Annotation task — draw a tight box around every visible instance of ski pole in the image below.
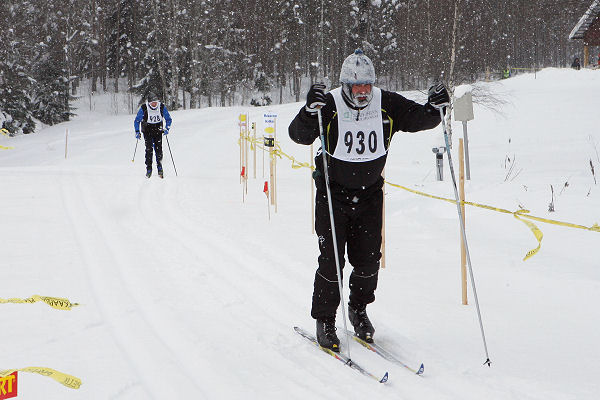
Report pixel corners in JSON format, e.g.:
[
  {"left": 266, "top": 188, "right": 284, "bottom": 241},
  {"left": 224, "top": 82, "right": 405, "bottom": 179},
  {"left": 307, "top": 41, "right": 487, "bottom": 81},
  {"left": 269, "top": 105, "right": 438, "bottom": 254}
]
[
  {"left": 165, "top": 135, "right": 178, "bottom": 176},
  {"left": 132, "top": 138, "right": 139, "bottom": 162},
  {"left": 317, "top": 108, "right": 352, "bottom": 359},
  {"left": 437, "top": 105, "right": 492, "bottom": 367}
]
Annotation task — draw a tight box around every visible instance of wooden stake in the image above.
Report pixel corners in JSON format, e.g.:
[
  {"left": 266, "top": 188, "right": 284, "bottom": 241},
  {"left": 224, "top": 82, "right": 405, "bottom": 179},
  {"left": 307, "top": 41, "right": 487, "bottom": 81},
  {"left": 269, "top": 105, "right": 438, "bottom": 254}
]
[
  {"left": 263, "top": 112, "right": 277, "bottom": 212},
  {"left": 252, "top": 122, "right": 257, "bottom": 179},
  {"left": 269, "top": 141, "right": 275, "bottom": 206},
  {"left": 311, "top": 144, "right": 315, "bottom": 234},
  {"left": 459, "top": 139, "right": 467, "bottom": 305},
  {"left": 381, "top": 169, "right": 386, "bottom": 269},
  {"left": 244, "top": 115, "right": 249, "bottom": 194},
  {"left": 273, "top": 118, "right": 278, "bottom": 213},
  {"left": 239, "top": 114, "right": 244, "bottom": 184},
  {"left": 264, "top": 181, "right": 270, "bottom": 221}
]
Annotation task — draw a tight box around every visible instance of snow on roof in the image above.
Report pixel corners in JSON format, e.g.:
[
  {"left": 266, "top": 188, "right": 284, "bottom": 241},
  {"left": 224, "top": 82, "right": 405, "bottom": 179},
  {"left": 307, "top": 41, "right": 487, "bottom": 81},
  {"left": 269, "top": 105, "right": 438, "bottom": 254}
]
[{"left": 569, "top": 0, "right": 600, "bottom": 40}]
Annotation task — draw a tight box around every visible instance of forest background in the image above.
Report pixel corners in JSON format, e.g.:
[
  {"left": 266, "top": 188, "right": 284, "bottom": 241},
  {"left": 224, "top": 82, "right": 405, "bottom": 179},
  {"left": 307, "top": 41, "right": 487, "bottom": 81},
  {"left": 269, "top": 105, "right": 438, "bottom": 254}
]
[{"left": 0, "top": 0, "right": 593, "bottom": 134}]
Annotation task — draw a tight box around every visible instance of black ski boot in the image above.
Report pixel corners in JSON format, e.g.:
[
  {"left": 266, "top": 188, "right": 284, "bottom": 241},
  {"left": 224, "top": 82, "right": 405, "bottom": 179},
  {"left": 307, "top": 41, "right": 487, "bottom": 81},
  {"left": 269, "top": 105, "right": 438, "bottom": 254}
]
[
  {"left": 157, "top": 166, "right": 164, "bottom": 179},
  {"left": 146, "top": 168, "right": 152, "bottom": 178},
  {"left": 348, "top": 303, "right": 375, "bottom": 343},
  {"left": 316, "top": 317, "right": 340, "bottom": 353}
]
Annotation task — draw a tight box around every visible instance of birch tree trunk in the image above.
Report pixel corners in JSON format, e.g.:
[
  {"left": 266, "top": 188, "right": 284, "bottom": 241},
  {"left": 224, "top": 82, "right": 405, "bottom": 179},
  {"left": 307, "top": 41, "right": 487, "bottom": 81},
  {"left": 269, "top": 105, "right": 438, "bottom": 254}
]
[{"left": 445, "top": 0, "right": 461, "bottom": 141}]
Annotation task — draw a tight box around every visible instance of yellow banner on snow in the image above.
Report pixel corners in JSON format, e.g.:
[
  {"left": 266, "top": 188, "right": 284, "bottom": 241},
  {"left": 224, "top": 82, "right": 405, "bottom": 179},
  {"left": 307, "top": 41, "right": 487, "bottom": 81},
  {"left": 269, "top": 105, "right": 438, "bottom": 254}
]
[
  {"left": 0, "top": 367, "right": 81, "bottom": 389},
  {"left": 0, "top": 295, "right": 79, "bottom": 310}
]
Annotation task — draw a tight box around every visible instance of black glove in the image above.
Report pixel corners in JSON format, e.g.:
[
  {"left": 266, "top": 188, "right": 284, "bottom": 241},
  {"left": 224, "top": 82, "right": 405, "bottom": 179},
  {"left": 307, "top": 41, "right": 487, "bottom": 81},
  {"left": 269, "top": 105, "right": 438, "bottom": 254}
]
[
  {"left": 305, "top": 83, "right": 327, "bottom": 113},
  {"left": 428, "top": 82, "right": 450, "bottom": 108}
]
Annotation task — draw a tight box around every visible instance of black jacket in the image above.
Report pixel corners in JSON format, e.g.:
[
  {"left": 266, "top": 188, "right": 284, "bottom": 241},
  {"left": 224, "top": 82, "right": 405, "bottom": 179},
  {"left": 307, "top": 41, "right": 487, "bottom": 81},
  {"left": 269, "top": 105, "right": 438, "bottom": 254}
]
[{"left": 288, "top": 88, "right": 441, "bottom": 190}]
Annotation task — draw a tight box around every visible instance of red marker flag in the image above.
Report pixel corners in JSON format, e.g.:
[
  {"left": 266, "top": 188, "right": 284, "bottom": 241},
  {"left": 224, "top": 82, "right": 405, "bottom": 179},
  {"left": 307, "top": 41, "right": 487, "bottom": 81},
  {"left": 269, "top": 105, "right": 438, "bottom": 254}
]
[
  {"left": 263, "top": 181, "right": 269, "bottom": 197},
  {"left": 240, "top": 166, "right": 246, "bottom": 177}
]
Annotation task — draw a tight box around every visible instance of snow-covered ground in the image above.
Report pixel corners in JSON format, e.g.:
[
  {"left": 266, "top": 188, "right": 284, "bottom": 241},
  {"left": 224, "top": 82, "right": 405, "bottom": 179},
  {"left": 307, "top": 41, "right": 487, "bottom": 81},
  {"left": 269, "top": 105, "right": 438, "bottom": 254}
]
[{"left": 1, "top": 68, "right": 599, "bottom": 399}]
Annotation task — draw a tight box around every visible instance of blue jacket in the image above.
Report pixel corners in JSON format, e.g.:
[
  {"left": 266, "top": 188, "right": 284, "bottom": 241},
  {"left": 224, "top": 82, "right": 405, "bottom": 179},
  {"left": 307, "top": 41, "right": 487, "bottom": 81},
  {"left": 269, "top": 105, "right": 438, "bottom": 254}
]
[{"left": 134, "top": 102, "right": 172, "bottom": 133}]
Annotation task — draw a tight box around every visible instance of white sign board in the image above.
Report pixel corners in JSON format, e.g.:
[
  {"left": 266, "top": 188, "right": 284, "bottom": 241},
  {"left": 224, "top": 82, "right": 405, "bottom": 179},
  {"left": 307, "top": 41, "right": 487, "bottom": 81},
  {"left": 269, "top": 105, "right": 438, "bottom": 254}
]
[
  {"left": 454, "top": 91, "right": 474, "bottom": 122},
  {"left": 263, "top": 113, "right": 277, "bottom": 136}
]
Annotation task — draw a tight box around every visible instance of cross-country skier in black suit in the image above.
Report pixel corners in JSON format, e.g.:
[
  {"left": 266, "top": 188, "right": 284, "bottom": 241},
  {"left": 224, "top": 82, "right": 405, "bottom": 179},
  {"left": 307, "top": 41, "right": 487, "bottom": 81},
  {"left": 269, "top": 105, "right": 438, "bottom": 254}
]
[{"left": 288, "top": 49, "right": 450, "bottom": 352}]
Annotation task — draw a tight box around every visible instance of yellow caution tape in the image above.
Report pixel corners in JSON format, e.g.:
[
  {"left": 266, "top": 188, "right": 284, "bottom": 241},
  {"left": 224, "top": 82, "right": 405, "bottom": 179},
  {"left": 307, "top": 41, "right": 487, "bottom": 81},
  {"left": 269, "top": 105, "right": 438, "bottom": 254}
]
[
  {"left": 0, "top": 295, "right": 79, "bottom": 310},
  {"left": 385, "top": 181, "right": 598, "bottom": 260},
  {"left": 0, "top": 145, "right": 14, "bottom": 150},
  {"left": 0, "top": 367, "right": 82, "bottom": 389},
  {"left": 240, "top": 132, "right": 314, "bottom": 171},
  {"left": 237, "top": 128, "right": 599, "bottom": 259},
  {"left": 513, "top": 209, "right": 543, "bottom": 261}
]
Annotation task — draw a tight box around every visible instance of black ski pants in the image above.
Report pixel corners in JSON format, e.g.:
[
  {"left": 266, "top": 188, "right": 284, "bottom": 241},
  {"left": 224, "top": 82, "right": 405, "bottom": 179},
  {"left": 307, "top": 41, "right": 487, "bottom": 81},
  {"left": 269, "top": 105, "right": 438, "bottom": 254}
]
[
  {"left": 311, "top": 180, "right": 383, "bottom": 320},
  {"left": 143, "top": 128, "right": 163, "bottom": 170}
]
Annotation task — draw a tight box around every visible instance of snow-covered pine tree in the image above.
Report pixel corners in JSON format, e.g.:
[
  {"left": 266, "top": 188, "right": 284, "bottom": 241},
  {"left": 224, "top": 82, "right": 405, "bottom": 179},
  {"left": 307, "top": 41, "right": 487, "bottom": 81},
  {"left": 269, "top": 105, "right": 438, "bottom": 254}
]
[
  {"left": 0, "top": 4, "right": 36, "bottom": 134},
  {"left": 131, "top": 20, "right": 170, "bottom": 105},
  {"left": 29, "top": 1, "right": 75, "bottom": 125}
]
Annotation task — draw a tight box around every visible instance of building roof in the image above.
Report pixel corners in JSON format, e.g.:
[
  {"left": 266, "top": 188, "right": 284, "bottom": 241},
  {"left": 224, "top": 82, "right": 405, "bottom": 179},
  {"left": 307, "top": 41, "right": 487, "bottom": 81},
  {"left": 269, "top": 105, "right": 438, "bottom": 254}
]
[{"left": 569, "top": 0, "right": 600, "bottom": 39}]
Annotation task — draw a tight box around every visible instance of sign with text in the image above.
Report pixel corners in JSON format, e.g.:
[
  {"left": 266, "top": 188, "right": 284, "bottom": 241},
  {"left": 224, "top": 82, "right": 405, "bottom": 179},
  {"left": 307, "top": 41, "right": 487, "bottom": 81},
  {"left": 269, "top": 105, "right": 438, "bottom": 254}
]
[
  {"left": 0, "top": 372, "right": 18, "bottom": 400},
  {"left": 263, "top": 113, "right": 277, "bottom": 138}
]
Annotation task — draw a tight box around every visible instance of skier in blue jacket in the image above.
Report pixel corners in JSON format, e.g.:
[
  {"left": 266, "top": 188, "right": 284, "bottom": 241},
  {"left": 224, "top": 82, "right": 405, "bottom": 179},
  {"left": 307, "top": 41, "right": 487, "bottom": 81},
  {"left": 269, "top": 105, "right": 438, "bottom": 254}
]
[{"left": 134, "top": 92, "right": 172, "bottom": 178}]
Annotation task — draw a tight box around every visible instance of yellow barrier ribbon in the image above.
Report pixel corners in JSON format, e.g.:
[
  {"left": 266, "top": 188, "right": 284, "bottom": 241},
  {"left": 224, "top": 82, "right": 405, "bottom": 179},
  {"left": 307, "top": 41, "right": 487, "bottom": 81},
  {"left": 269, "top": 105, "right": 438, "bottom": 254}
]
[
  {"left": 385, "top": 182, "right": 544, "bottom": 260},
  {"left": 0, "top": 145, "right": 14, "bottom": 150},
  {"left": 513, "top": 209, "right": 544, "bottom": 261},
  {"left": 236, "top": 129, "right": 599, "bottom": 259},
  {"left": 0, "top": 367, "right": 82, "bottom": 389},
  {"left": 0, "top": 295, "right": 79, "bottom": 310},
  {"left": 240, "top": 132, "right": 314, "bottom": 171}
]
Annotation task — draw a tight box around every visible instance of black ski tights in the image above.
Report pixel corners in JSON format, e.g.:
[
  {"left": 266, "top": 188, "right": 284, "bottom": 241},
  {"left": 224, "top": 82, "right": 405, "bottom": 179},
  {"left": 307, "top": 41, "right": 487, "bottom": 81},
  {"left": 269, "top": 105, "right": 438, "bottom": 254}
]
[{"left": 311, "top": 186, "right": 382, "bottom": 320}]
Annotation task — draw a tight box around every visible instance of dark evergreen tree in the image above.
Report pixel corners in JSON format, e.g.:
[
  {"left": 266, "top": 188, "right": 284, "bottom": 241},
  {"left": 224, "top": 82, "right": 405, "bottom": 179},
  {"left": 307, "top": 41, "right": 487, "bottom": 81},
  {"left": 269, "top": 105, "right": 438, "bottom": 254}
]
[
  {"left": 0, "top": 59, "right": 36, "bottom": 134},
  {"left": 0, "top": 4, "right": 36, "bottom": 134}
]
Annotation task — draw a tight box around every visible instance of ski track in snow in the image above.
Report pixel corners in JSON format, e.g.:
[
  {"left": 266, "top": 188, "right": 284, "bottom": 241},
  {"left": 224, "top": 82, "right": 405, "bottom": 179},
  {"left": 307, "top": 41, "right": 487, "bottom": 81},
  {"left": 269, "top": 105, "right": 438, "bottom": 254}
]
[{"left": 59, "top": 173, "right": 209, "bottom": 398}]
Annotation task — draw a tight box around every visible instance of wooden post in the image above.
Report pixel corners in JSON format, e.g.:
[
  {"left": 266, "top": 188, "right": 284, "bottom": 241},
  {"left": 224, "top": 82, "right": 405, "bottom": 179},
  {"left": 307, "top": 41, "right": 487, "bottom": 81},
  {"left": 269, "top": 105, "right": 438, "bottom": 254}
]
[
  {"left": 584, "top": 45, "right": 589, "bottom": 68},
  {"left": 239, "top": 114, "right": 245, "bottom": 184},
  {"left": 381, "top": 169, "right": 386, "bottom": 269},
  {"left": 273, "top": 117, "right": 278, "bottom": 213},
  {"left": 244, "top": 115, "right": 249, "bottom": 194},
  {"left": 311, "top": 144, "right": 315, "bottom": 234},
  {"left": 459, "top": 139, "right": 467, "bottom": 305},
  {"left": 263, "top": 112, "right": 278, "bottom": 212},
  {"left": 65, "top": 129, "right": 68, "bottom": 159},
  {"left": 252, "top": 122, "right": 257, "bottom": 179},
  {"left": 264, "top": 181, "right": 270, "bottom": 221}
]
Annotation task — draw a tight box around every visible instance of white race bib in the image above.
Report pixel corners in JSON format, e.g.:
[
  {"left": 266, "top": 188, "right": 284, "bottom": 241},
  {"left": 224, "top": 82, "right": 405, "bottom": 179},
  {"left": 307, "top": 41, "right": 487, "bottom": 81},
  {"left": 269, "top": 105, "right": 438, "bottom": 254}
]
[
  {"left": 146, "top": 102, "right": 163, "bottom": 124},
  {"left": 330, "top": 87, "right": 386, "bottom": 162}
]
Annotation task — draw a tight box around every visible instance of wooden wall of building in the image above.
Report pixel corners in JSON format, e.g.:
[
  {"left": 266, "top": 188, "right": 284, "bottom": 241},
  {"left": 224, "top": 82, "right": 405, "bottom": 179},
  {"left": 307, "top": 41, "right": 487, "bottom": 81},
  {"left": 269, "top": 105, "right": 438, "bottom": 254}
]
[{"left": 584, "top": 17, "right": 600, "bottom": 45}]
